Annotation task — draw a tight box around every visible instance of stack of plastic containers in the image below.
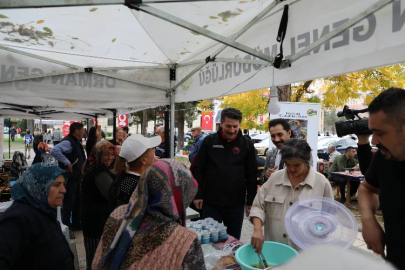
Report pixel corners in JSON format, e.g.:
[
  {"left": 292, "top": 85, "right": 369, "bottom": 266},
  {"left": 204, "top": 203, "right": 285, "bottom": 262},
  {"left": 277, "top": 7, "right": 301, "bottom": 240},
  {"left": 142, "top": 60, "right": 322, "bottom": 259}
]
[{"left": 186, "top": 218, "right": 228, "bottom": 244}]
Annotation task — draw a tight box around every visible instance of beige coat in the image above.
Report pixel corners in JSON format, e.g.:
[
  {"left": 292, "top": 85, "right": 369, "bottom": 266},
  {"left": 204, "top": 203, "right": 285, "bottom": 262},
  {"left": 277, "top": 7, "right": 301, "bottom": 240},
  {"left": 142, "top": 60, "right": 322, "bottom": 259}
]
[{"left": 250, "top": 167, "right": 334, "bottom": 251}]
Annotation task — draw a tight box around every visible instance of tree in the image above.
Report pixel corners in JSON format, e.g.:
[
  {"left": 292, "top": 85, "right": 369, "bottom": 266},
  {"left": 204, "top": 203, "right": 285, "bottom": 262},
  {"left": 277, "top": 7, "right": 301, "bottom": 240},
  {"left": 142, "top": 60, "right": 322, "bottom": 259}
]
[
  {"left": 220, "top": 89, "right": 269, "bottom": 130},
  {"left": 130, "top": 109, "right": 155, "bottom": 135},
  {"left": 175, "top": 101, "right": 200, "bottom": 150},
  {"left": 291, "top": 81, "right": 314, "bottom": 102},
  {"left": 198, "top": 99, "right": 215, "bottom": 111},
  {"left": 16, "top": 119, "right": 27, "bottom": 131},
  {"left": 290, "top": 65, "right": 405, "bottom": 108}
]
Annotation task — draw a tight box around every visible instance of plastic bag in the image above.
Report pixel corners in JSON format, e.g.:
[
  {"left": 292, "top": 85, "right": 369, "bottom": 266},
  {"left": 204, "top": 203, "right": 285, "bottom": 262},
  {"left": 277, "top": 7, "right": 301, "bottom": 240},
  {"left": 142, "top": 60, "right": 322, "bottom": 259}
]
[{"left": 204, "top": 250, "right": 239, "bottom": 270}]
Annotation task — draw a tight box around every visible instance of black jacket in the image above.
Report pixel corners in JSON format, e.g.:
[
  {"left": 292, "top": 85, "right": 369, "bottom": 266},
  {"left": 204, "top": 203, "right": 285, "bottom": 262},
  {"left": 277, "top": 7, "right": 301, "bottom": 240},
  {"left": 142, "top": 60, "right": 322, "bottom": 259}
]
[
  {"left": 58, "top": 134, "right": 86, "bottom": 179},
  {"left": 193, "top": 128, "right": 257, "bottom": 206},
  {"left": 81, "top": 167, "right": 115, "bottom": 238},
  {"left": 0, "top": 201, "right": 74, "bottom": 270},
  {"left": 86, "top": 138, "right": 97, "bottom": 157}
]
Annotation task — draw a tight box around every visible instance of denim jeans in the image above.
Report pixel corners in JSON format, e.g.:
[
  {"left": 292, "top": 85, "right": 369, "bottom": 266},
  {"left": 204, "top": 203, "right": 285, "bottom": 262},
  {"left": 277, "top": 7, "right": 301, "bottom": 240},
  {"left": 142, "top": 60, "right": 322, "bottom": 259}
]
[{"left": 203, "top": 202, "right": 245, "bottom": 240}]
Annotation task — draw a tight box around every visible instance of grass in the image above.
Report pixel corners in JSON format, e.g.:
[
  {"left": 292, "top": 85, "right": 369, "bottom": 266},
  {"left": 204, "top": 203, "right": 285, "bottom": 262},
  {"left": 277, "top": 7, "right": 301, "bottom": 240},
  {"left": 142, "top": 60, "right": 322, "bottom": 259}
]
[
  {"left": 2, "top": 138, "right": 26, "bottom": 159},
  {"left": 2, "top": 138, "right": 25, "bottom": 150}
]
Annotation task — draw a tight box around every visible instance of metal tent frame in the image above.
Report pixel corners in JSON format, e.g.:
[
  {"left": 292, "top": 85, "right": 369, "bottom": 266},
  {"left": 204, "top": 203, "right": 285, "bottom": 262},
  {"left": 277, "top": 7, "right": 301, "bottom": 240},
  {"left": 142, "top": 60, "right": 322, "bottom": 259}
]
[{"left": 0, "top": 0, "right": 393, "bottom": 157}]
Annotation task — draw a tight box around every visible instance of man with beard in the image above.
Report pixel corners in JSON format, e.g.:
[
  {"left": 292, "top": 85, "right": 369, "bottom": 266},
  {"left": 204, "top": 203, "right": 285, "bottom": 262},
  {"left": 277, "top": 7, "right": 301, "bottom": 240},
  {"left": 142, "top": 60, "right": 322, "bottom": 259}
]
[
  {"left": 193, "top": 108, "right": 257, "bottom": 240},
  {"left": 358, "top": 88, "right": 405, "bottom": 270},
  {"left": 259, "top": 119, "right": 294, "bottom": 184}
]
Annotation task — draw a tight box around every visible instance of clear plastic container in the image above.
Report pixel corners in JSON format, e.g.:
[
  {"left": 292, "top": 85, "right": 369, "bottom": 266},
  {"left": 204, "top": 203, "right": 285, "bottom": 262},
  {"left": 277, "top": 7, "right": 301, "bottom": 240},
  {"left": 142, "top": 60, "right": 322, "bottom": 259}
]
[
  {"left": 285, "top": 197, "right": 358, "bottom": 250},
  {"left": 210, "top": 229, "right": 219, "bottom": 243},
  {"left": 219, "top": 226, "right": 228, "bottom": 240},
  {"left": 194, "top": 224, "right": 202, "bottom": 232},
  {"left": 202, "top": 231, "right": 211, "bottom": 244},
  {"left": 197, "top": 232, "right": 202, "bottom": 243}
]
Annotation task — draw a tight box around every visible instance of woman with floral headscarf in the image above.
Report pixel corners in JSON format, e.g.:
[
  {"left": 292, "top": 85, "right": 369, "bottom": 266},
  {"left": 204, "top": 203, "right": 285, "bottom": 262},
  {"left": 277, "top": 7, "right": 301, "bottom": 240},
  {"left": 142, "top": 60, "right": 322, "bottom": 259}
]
[
  {"left": 0, "top": 163, "right": 74, "bottom": 269},
  {"left": 81, "top": 140, "right": 116, "bottom": 270},
  {"left": 93, "top": 159, "right": 206, "bottom": 270}
]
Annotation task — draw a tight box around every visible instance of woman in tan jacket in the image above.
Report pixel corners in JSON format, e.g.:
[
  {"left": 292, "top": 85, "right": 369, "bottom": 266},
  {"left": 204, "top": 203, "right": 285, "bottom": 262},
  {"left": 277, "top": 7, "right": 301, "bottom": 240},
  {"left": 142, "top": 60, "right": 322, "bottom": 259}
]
[{"left": 250, "top": 138, "right": 334, "bottom": 252}]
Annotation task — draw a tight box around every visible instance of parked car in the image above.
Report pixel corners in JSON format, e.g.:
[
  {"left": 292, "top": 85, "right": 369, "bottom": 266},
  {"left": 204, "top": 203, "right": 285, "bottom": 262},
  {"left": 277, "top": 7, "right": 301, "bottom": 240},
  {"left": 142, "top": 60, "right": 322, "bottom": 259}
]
[
  {"left": 250, "top": 133, "right": 258, "bottom": 138},
  {"left": 253, "top": 134, "right": 270, "bottom": 156},
  {"left": 202, "top": 130, "right": 216, "bottom": 135},
  {"left": 318, "top": 137, "right": 358, "bottom": 154}
]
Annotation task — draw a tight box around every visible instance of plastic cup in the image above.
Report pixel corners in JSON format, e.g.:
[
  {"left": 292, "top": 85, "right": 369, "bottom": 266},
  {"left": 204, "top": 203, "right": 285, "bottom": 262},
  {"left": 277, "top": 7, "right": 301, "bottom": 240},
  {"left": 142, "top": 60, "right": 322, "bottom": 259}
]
[
  {"left": 194, "top": 224, "right": 202, "bottom": 232},
  {"left": 210, "top": 229, "right": 219, "bottom": 243},
  {"left": 197, "top": 232, "right": 202, "bottom": 243},
  {"left": 202, "top": 231, "right": 211, "bottom": 244},
  {"left": 219, "top": 226, "right": 228, "bottom": 240}
]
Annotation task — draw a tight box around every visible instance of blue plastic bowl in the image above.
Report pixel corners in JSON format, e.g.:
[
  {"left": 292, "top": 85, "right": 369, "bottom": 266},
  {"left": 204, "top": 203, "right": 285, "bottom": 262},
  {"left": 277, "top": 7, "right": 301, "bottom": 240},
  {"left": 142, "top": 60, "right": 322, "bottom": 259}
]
[{"left": 235, "top": 241, "right": 298, "bottom": 270}]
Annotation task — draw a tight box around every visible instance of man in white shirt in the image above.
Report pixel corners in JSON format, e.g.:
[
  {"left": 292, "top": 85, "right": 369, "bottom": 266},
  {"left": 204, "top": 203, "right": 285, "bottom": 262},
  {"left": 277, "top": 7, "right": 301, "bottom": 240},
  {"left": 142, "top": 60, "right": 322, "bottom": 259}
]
[
  {"left": 327, "top": 145, "right": 341, "bottom": 162},
  {"left": 259, "top": 119, "right": 293, "bottom": 184}
]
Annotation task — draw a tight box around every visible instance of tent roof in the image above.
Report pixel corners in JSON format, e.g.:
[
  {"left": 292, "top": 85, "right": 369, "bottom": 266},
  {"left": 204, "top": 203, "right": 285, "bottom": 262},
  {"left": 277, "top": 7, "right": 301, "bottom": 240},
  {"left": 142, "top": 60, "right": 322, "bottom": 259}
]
[{"left": 0, "top": 0, "right": 404, "bottom": 120}]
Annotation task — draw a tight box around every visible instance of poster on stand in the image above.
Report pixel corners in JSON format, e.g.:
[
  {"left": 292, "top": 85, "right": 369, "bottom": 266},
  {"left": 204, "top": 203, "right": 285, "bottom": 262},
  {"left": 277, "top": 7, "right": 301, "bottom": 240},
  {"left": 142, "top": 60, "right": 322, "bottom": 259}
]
[
  {"left": 269, "top": 102, "right": 320, "bottom": 169},
  {"left": 0, "top": 119, "right": 3, "bottom": 166}
]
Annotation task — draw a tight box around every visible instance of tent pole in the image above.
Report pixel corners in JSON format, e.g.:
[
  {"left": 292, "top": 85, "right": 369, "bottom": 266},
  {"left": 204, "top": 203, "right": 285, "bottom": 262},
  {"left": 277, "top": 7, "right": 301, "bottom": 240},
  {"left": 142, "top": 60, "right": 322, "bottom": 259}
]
[
  {"left": 164, "top": 106, "right": 170, "bottom": 158},
  {"left": 170, "top": 68, "right": 176, "bottom": 158},
  {"left": 170, "top": 93, "right": 175, "bottom": 158},
  {"left": 8, "top": 118, "right": 11, "bottom": 159},
  {"left": 112, "top": 110, "right": 117, "bottom": 144}
]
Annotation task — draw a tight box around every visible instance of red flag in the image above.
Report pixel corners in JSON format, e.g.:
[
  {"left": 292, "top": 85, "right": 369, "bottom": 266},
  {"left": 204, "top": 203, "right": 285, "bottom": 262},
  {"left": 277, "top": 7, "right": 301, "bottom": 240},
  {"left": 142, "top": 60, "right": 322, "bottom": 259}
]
[
  {"left": 260, "top": 115, "right": 263, "bottom": 121},
  {"left": 117, "top": 114, "right": 128, "bottom": 127},
  {"left": 201, "top": 111, "right": 213, "bottom": 130},
  {"left": 249, "top": 115, "right": 253, "bottom": 120}
]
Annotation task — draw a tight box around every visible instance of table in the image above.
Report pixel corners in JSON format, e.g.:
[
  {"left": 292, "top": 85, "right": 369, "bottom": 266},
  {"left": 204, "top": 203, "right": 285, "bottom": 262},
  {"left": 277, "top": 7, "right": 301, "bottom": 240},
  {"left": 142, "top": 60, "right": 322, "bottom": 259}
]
[
  {"left": 186, "top": 207, "right": 200, "bottom": 220},
  {"left": 331, "top": 171, "right": 365, "bottom": 206}
]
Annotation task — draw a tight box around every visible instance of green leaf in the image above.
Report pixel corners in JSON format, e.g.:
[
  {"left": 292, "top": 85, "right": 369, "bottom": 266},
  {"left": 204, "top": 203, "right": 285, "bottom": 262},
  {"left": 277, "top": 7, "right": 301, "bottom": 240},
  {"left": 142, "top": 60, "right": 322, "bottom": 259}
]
[
  {"left": 190, "top": 31, "right": 200, "bottom": 36},
  {"left": 209, "top": 16, "right": 218, "bottom": 19},
  {"left": 89, "top": 8, "right": 98, "bottom": 12},
  {"left": 112, "top": 38, "right": 116, "bottom": 43},
  {"left": 71, "top": 46, "right": 74, "bottom": 49},
  {"left": 203, "top": 25, "right": 208, "bottom": 29},
  {"left": 43, "top": 27, "right": 53, "bottom": 34},
  {"left": 0, "top": 14, "right": 8, "bottom": 19},
  {"left": 71, "top": 37, "right": 78, "bottom": 40}
]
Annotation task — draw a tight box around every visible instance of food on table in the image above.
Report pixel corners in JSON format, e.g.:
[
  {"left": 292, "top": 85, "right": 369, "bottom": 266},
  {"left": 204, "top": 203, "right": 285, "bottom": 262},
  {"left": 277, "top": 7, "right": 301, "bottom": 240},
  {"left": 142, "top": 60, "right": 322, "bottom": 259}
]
[
  {"left": 216, "top": 255, "right": 238, "bottom": 269},
  {"left": 250, "top": 263, "right": 273, "bottom": 269}
]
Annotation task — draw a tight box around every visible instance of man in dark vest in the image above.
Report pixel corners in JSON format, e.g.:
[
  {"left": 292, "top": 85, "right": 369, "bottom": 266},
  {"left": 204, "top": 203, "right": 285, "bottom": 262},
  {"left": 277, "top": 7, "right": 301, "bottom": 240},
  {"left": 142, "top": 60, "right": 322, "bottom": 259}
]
[{"left": 50, "top": 122, "right": 86, "bottom": 233}]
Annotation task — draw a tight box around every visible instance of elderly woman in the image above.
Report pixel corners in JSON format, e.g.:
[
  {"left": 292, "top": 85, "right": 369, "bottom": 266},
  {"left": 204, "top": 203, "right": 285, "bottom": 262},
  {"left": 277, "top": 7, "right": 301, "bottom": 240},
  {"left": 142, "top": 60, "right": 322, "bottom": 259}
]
[
  {"left": 92, "top": 159, "right": 205, "bottom": 270},
  {"left": 108, "top": 134, "right": 160, "bottom": 214},
  {"left": 81, "top": 140, "right": 116, "bottom": 270},
  {"left": 250, "top": 138, "right": 334, "bottom": 252},
  {"left": 0, "top": 163, "right": 74, "bottom": 269}
]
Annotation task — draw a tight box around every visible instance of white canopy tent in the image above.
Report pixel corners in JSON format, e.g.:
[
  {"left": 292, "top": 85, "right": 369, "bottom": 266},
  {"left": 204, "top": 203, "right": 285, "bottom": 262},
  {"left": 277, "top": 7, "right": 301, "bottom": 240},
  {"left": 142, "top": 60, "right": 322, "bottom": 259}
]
[{"left": 0, "top": 0, "right": 404, "bottom": 156}]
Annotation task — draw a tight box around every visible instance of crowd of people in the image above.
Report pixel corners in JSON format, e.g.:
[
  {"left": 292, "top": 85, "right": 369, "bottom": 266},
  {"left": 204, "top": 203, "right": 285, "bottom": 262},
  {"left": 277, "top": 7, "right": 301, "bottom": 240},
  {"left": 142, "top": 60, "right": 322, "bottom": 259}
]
[{"left": 0, "top": 87, "right": 404, "bottom": 269}]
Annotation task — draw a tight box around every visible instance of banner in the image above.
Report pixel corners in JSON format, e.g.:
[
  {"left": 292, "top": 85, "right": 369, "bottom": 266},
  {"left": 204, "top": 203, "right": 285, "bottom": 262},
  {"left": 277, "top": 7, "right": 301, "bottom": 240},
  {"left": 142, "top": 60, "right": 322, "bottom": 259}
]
[
  {"left": 117, "top": 114, "right": 129, "bottom": 127},
  {"left": 269, "top": 102, "right": 320, "bottom": 169},
  {"left": 62, "top": 121, "right": 74, "bottom": 137},
  {"left": 201, "top": 111, "right": 213, "bottom": 130},
  {"left": 0, "top": 119, "right": 3, "bottom": 166}
]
